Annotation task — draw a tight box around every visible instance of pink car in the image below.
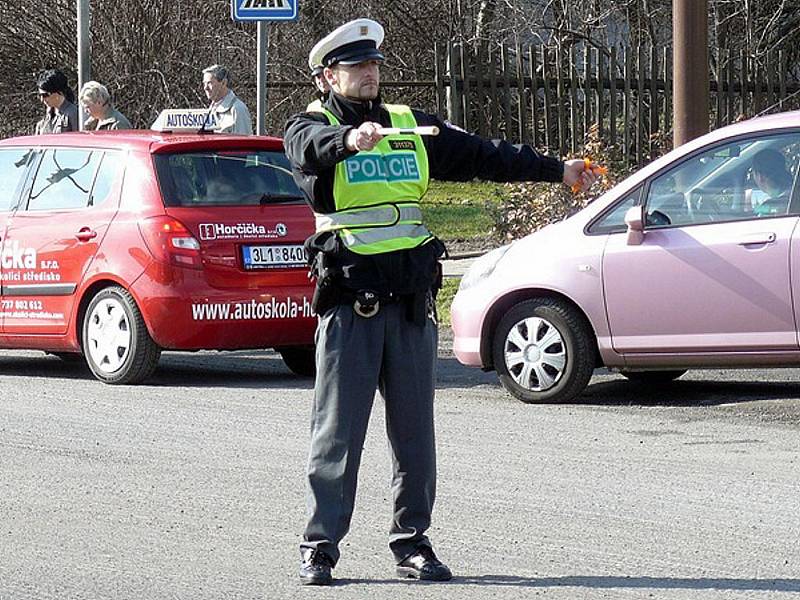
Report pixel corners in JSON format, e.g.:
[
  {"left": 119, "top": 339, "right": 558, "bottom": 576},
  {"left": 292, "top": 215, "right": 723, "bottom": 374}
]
[{"left": 451, "top": 110, "right": 800, "bottom": 403}]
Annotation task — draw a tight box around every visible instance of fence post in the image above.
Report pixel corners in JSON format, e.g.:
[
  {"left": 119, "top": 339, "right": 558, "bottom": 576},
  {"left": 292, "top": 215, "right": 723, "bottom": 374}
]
[
  {"left": 556, "top": 47, "right": 566, "bottom": 155},
  {"left": 516, "top": 42, "right": 527, "bottom": 143},
  {"left": 569, "top": 49, "right": 579, "bottom": 152},
  {"left": 740, "top": 49, "right": 749, "bottom": 118},
  {"left": 714, "top": 48, "right": 722, "bottom": 129},
  {"left": 650, "top": 45, "right": 658, "bottom": 143},
  {"left": 434, "top": 42, "right": 445, "bottom": 118},
  {"left": 447, "top": 43, "right": 463, "bottom": 127},
  {"left": 475, "top": 43, "right": 486, "bottom": 137},
  {"left": 529, "top": 45, "right": 539, "bottom": 146},
  {"left": 753, "top": 55, "right": 762, "bottom": 114},
  {"left": 501, "top": 45, "right": 512, "bottom": 139},
  {"left": 636, "top": 47, "right": 645, "bottom": 166},
  {"left": 584, "top": 46, "right": 592, "bottom": 140},
  {"left": 649, "top": 46, "right": 657, "bottom": 158},
  {"left": 663, "top": 47, "right": 672, "bottom": 133},
  {"left": 460, "top": 43, "right": 471, "bottom": 132},
  {"left": 609, "top": 46, "right": 617, "bottom": 149},
  {"left": 542, "top": 46, "right": 553, "bottom": 152},
  {"left": 779, "top": 50, "right": 787, "bottom": 111},
  {"left": 726, "top": 48, "right": 734, "bottom": 124},
  {"left": 766, "top": 50, "right": 774, "bottom": 114},
  {"left": 623, "top": 47, "right": 632, "bottom": 167},
  {"left": 489, "top": 45, "right": 499, "bottom": 137},
  {"left": 597, "top": 48, "right": 605, "bottom": 145}
]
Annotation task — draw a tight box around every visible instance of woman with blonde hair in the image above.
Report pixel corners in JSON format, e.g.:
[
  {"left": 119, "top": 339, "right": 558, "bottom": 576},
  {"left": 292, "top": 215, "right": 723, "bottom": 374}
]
[{"left": 79, "top": 81, "right": 132, "bottom": 130}]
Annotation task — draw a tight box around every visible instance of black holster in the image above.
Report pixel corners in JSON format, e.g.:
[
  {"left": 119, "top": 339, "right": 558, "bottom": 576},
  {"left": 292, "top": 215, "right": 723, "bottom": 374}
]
[
  {"left": 311, "top": 252, "right": 341, "bottom": 315},
  {"left": 306, "top": 232, "right": 342, "bottom": 316}
]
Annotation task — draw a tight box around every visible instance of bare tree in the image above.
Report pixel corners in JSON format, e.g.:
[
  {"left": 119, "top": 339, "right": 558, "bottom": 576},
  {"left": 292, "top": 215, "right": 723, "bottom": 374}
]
[{"left": 0, "top": 0, "right": 797, "bottom": 140}]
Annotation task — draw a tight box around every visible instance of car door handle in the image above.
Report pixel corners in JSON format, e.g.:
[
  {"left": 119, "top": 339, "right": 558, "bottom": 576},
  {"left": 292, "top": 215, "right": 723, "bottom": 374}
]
[
  {"left": 76, "top": 228, "right": 98, "bottom": 242},
  {"left": 737, "top": 232, "right": 776, "bottom": 246}
]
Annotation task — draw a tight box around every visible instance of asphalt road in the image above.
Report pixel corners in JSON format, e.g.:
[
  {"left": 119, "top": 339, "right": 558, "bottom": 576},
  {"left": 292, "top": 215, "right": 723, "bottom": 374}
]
[{"left": 1, "top": 339, "right": 800, "bottom": 600}]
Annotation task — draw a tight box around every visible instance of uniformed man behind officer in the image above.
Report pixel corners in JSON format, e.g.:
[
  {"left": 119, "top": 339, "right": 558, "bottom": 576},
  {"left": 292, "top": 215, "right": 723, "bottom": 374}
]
[
  {"left": 284, "top": 18, "right": 598, "bottom": 586},
  {"left": 35, "top": 69, "right": 78, "bottom": 134}
]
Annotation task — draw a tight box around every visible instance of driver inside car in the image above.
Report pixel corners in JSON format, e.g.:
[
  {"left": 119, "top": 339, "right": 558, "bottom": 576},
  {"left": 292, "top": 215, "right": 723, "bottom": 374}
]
[{"left": 751, "top": 148, "right": 793, "bottom": 217}]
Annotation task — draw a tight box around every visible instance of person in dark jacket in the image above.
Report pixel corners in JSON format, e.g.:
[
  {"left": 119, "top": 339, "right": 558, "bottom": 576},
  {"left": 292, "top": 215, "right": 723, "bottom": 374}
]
[
  {"left": 35, "top": 69, "right": 78, "bottom": 134},
  {"left": 751, "top": 148, "right": 793, "bottom": 216},
  {"left": 284, "top": 18, "right": 598, "bottom": 587}
]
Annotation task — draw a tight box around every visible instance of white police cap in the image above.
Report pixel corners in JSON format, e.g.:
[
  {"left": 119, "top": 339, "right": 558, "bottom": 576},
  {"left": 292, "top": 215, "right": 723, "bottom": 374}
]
[{"left": 308, "top": 18, "right": 385, "bottom": 71}]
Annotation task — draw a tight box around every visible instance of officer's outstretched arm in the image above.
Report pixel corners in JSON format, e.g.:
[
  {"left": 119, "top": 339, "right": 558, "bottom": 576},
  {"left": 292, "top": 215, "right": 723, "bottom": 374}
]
[{"left": 285, "top": 113, "right": 356, "bottom": 172}]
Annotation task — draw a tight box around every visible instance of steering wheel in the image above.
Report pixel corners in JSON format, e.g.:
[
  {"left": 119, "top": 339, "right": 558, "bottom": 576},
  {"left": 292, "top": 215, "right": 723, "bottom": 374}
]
[
  {"left": 646, "top": 209, "right": 671, "bottom": 226},
  {"left": 689, "top": 191, "right": 722, "bottom": 221}
]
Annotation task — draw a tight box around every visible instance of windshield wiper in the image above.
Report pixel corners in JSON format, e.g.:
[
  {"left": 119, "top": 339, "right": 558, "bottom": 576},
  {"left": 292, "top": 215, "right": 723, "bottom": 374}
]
[{"left": 258, "top": 193, "right": 304, "bottom": 205}]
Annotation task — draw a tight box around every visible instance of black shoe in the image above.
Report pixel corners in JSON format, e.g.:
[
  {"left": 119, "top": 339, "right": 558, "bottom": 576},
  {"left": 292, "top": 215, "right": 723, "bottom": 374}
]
[
  {"left": 396, "top": 546, "right": 452, "bottom": 581},
  {"left": 299, "top": 549, "right": 334, "bottom": 586}
]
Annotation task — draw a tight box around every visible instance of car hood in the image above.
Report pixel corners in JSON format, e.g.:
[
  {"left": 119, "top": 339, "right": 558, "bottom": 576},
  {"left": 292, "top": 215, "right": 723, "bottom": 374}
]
[{"left": 489, "top": 214, "right": 605, "bottom": 297}]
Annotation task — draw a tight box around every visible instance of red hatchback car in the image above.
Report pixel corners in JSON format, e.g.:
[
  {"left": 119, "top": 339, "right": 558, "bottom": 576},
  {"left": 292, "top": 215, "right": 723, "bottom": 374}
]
[{"left": 0, "top": 131, "right": 316, "bottom": 384}]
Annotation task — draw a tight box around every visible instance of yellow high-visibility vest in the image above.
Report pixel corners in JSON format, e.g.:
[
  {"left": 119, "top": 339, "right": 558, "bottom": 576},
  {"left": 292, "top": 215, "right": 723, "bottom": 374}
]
[{"left": 310, "top": 104, "right": 433, "bottom": 255}]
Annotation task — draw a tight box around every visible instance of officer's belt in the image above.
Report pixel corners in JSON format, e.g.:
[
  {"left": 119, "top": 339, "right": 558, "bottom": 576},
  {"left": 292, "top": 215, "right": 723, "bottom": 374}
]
[
  {"left": 339, "top": 288, "right": 404, "bottom": 318},
  {"left": 315, "top": 204, "right": 423, "bottom": 231}
]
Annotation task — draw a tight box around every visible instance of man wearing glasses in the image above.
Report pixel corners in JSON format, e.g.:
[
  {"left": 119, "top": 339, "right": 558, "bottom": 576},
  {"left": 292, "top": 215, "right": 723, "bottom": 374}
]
[{"left": 35, "top": 69, "right": 78, "bottom": 135}]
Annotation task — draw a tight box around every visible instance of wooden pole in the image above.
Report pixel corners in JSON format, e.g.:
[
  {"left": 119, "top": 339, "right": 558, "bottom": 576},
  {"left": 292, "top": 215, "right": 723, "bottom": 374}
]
[{"left": 673, "top": 0, "right": 709, "bottom": 146}]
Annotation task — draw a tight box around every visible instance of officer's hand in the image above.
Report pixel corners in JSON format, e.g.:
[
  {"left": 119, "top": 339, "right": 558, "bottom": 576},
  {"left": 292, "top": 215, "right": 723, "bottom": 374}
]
[
  {"left": 346, "top": 122, "right": 384, "bottom": 152},
  {"left": 563, "top": 158, "right": 599, "bottom": 193}
]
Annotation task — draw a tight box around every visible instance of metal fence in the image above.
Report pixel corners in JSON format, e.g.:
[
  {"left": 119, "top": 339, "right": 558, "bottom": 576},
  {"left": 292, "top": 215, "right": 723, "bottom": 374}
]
[
  {"left": 264, "top": 42, "right": 800, "bottom": 166},
  {"left": 434, "top": 42, "right": 800, "bottom": 165}
]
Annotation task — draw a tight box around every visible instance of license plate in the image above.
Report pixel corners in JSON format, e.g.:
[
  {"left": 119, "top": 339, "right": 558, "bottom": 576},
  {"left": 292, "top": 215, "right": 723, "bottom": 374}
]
[{"left": 242, "top": 244, "right": 307, "bottom": 269}]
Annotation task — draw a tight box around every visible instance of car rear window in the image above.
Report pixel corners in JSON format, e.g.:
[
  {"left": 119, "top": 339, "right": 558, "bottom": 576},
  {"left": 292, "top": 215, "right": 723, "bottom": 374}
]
[{"left": 154, "top": 150, "right": 304, "bottom": 207}]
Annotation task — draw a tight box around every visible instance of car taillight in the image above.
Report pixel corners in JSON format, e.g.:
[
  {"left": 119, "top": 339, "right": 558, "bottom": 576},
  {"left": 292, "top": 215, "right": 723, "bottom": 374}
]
[{"left": 138, "top": 216, "right": 202, "bottom": 269}]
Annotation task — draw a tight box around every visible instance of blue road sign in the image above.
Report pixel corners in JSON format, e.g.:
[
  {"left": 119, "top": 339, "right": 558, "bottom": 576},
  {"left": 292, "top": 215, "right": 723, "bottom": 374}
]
[{"left": 232, "top": 0, "right": 298, "bottom": 21}]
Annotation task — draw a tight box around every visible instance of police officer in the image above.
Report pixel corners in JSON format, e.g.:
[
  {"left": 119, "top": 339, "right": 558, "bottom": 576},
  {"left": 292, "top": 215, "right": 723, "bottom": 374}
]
[
  {"left": 35, "top": 69, "right": 78, "bottom": 134},
  {"left": 308, "top": 63, "right": 329, "bottom": 109},
  {"left": 284, "top": 18, "right": 597, "bottom": 586}
]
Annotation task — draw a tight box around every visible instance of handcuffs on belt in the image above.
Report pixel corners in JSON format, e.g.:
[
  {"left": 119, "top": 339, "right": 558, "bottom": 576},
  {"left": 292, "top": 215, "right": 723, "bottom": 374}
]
[{"left": 353, "top": 290, "right": 380, "bottom": 318}]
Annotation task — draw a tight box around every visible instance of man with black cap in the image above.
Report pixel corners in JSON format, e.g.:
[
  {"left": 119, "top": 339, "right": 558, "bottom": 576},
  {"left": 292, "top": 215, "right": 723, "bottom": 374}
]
[
  {"left": 35, "top": 69, "right": 78, "bottom": 134},
  {"left": 285, "top": 18, "right": 598, "bottom": 586}
]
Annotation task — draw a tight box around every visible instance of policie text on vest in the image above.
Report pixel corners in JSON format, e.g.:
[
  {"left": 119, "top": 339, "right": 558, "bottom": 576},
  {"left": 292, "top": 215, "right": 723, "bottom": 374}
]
[{"left": 345, "top": 153, "right": 421, "bottom": 184}]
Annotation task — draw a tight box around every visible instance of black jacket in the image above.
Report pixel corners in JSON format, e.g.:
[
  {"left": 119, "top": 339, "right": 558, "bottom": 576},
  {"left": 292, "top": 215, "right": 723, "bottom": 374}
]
[
  {"left": 284, "top": 92, "right": 564, "bottom": 214},
  {"left": 283, "top": 92, "right": 564, "bottom": 298}
]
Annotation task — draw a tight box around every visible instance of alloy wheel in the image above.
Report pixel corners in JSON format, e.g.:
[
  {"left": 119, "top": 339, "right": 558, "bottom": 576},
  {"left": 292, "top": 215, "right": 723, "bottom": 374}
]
[{"left": 503, "top": 316, "right": 566, "bottom": 392}]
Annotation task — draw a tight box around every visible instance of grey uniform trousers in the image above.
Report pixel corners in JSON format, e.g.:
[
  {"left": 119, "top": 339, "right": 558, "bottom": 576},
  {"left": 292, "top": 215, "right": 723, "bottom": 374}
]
[{"left": 301, "top": 297, "right": 438, "bottom": 564}]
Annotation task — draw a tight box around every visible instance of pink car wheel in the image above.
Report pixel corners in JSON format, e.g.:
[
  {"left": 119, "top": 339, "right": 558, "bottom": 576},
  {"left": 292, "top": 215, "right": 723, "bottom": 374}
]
[{"left": 492, "top": 298, "right": 595, "bottom": 403}]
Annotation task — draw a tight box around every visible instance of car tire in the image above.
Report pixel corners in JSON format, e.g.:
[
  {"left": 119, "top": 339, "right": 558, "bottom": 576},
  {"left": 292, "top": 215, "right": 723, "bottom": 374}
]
[
  {"left": 82, "top": 286, "right": 161, "bottom": 384},
  {"left": 492, "top": 298, "right": 595, "bottom": 404},
  {"left": 278, "top": 346, "right": 316, "bottom": 377},
  {"left": 621, "top": 370, "right": 687, "bottom": 384}
]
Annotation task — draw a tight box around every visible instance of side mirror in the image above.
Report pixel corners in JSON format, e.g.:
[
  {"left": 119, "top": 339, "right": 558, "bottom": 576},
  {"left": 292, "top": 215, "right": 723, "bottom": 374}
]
[{"left": 625, "top": 205, "right": 645, "bottom": 246}]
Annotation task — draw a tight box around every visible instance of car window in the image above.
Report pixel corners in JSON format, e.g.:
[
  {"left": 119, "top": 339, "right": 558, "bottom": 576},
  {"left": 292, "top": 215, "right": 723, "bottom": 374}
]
[
  {"left": 644, "top": 132, "right": 800, "bottom": 228},
  {"left": 587, "top": 187, "right": 641, "bottom": 234},
  {"left": 0, "top": 148, "right": 36, "bottom": 211},
  {"left": 90, "top": 151, "right": 124, "bottom": 207},
  {"left": 154, "top": 150, "right": 303, "bottom": 207},
  {"left": 28, "top": 148, "right": 103, "bottom": 211}
]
